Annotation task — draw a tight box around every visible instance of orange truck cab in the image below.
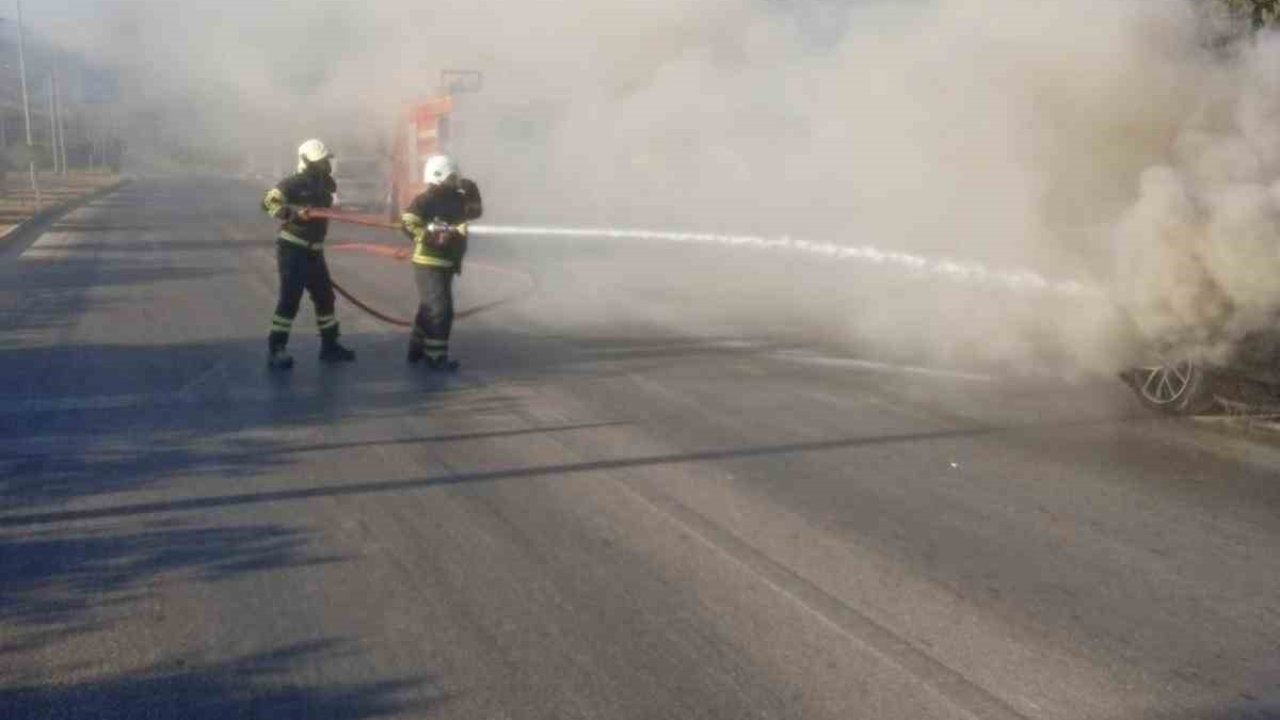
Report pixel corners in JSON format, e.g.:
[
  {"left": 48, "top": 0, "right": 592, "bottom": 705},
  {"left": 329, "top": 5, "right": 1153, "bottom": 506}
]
[{"left": 389, "top": 95, "right": 455, "bottom": 221}]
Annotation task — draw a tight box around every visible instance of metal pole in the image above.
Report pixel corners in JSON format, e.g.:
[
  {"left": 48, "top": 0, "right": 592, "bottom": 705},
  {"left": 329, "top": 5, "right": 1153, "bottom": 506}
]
[
  {"left": 50, "top": 68, "right": 63, "bottom": 175},
  {"left": 16, "top": 0, "right": 39, "bottom": 207},
  {"left": 55, "top": 71, "right": 67, "bottom": 175},
  {"left": 47, "top": 76, "right": 58, "bottom": 174},
  {"left": 56, "top": 73, "right": 68, "bottom": 174}
]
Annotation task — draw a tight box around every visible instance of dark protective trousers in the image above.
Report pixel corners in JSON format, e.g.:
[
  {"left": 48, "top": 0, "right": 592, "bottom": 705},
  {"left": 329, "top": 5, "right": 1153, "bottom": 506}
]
[
  {"left": 268, "top": 242, "right": 339, "bottom": 350},
  {"left": 411, "top": 266, "right": 455, "bottom": 360}
]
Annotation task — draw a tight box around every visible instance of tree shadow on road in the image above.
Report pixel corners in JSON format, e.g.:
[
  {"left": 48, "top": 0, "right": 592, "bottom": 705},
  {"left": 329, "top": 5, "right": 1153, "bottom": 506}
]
[
  {"left": 0, "top": 317, "right": 1060, "bottom": 517},
  {"left": 0, "top": 521, "right": 341, "bottom": 658},
  {"left": 0, "top": 256, "right": 226, "bottom": 341},
  {"left": 1, "top": 640, "right": 435, "bottom": 720},
  {"left": 0, "top": 522, "right": 337, "bottom": 631},
  {"left": 0, "top": 328, "right": 670, "bottom": 513}
]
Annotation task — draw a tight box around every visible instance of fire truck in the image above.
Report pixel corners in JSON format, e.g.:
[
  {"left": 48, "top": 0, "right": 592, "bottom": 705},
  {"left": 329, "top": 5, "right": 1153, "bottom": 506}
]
[
  {"left": 388, "top": 71, "right": 558, "bottom": 223},
  {"left": 387, "top": 70, "right": 492, "bottom": 220},
  {"left": 388, "top": 95, "right": 455, "bottom": 221}
]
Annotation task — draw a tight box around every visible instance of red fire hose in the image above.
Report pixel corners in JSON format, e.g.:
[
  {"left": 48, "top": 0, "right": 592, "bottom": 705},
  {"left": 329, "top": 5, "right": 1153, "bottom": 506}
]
[
  {"left": 312, "top": 209, "right": 533, "bottom": 327},
  {"left": 330, "top": 280, "right": 412, "bottom": 327},
  {"left": 308, "top": 208, "right": 399, "bottom": 230}
]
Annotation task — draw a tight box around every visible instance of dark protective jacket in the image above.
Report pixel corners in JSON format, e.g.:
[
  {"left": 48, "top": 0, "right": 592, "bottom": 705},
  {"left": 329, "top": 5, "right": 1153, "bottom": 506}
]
[
  {"left": 262, "top": 171, "right": 337, "bottom": 250},
  {"left": 401, "top": 179, "right": 483, "bottom": 272}
]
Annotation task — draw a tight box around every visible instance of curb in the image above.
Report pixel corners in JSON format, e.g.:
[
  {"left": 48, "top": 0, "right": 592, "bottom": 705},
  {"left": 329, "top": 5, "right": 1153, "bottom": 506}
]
[
  {"left": 1191, "top": 414, "right": 1280, "bottom": 437},
  {"left": 0, "top": 178, "right": 131, "bottom": 255}
]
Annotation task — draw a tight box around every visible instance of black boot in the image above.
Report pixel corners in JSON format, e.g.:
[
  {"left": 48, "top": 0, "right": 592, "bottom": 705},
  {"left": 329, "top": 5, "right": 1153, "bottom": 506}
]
[
  {"left": 407, "top": 340, "right": 424, "bottom": 364},
  {"left": 425, "top": 355, "right": 460, "bottom": 373},
  {"left": 319, "top": 326, "right": 356, "bottom": 363},
  {"left": 267, "top": 332, "right": 294, "bottom": 371}
]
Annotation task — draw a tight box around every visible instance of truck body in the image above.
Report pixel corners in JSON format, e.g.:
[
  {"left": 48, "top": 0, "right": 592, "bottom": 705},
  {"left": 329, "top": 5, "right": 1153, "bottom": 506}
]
[{"left": 389, "top": 95, "right": 455, "bottom": 219}]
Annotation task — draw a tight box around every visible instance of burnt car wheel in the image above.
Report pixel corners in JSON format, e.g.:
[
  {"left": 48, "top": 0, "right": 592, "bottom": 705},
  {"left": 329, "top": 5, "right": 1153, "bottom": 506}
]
[{"left": 1125, "top": 360, "right": 1218, "bottom": 415}]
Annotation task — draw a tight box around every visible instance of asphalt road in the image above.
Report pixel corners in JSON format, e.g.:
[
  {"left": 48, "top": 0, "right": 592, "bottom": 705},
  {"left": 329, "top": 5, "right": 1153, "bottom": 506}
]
[{"left": 2, "top": 177, "right": 1278, "bottom": 720}]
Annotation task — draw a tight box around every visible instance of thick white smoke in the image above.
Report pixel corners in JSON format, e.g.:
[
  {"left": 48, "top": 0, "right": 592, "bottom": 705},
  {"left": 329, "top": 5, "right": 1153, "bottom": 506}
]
[
  {"left": 35, "top": 0, "right": 1280, "bottom": 374},
  {"left": 1113, "top": 31, "right": 1280, "bottom": 365}
]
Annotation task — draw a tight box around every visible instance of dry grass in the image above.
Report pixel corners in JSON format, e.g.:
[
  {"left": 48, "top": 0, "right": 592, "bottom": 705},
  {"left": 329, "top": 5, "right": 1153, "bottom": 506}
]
[{"left": 0, "top": 170, "right": 121, "bottom": 236}]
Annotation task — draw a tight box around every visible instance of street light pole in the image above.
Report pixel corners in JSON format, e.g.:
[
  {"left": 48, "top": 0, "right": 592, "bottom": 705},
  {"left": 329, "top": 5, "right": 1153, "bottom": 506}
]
[
  {"left": 47, "top": 76, "right": 57, "bottom": 174},
  {"left": 15, "top": 0, "right": 39, "bottom": 207},
  {"left": 55, "top": 70, "right": 67, "bottom": 175}
]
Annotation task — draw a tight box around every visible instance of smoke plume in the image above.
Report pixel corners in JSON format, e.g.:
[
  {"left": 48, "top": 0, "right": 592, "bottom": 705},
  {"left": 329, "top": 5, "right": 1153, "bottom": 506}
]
[{"left": 32, "top": 0, "right": 1280, "bottom": 374}]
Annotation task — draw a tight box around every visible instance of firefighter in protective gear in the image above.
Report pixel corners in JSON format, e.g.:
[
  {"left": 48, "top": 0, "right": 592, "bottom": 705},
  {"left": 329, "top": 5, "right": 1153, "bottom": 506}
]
[
  {"left": 261, "top": 139, "right": 356, "bottom": 370},
  {"left": 400, "top": 155, "right": 483, "bottom": 370}
]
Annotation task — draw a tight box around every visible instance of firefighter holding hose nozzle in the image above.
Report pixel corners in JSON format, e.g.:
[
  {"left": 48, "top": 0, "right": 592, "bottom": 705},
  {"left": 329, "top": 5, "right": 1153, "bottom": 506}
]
[
  {"left": 261, "top": 139, "right": 356, "bottom": 370},
  {"left": 400, "top": 155, "right": 483, "bottom": 371}
]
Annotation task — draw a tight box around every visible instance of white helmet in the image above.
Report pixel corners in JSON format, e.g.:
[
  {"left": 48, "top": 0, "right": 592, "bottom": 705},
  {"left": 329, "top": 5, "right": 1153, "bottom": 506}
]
[
  {"left": 296, "top": 139, "right": 333, "bottom": 172},
  {"left": 423, "top": 155, "right": 458, "bottom": 185}
]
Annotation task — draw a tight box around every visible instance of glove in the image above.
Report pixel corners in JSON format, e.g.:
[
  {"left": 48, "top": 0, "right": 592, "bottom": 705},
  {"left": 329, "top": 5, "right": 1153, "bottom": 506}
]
[{"left": 279, "top": 206, "right": 313, "bottom": 222}]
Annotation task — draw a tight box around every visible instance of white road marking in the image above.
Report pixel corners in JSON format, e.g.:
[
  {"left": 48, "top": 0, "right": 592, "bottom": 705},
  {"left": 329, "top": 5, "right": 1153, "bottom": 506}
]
[
  {"left": 0, "top": 351, "right": 997, "bottom": 418},
  {"left": 772, "top": 349, "right": 996, "bottom": 383},
  {"left": 617, "top": 480, "right": 1029, "bottom": 720},
  {"left": 19, "top": 231, "right": 89, "bottom": 261},
  {"left": 589, "top": 339, "right": 768, "bottom": 356}
]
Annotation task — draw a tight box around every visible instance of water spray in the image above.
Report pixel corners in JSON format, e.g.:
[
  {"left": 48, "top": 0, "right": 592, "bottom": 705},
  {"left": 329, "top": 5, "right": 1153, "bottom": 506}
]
[
  {"left": 313, "top": 210, "right": 1099, "bottom": 299},
  {"left": 470, "top": 224, "right": 1099, "bottom": 297}
]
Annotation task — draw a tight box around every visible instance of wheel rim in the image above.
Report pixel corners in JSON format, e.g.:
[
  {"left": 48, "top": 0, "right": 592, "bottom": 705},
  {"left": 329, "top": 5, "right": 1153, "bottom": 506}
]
[{"left": 1136, "top": 361, "right": 1195, "bottom": 406}]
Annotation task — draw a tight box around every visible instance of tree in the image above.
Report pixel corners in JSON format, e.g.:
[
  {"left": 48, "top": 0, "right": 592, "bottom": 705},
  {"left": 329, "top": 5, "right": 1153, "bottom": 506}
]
[{"left": 1222, "top": 0, "right": 1280, "bottom": 29}]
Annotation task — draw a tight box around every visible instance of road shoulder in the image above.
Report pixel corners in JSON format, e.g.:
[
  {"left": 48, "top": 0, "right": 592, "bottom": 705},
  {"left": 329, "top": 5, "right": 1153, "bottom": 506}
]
[{"left": 0, "top": 174, "right": 128, "bottom": 257}]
